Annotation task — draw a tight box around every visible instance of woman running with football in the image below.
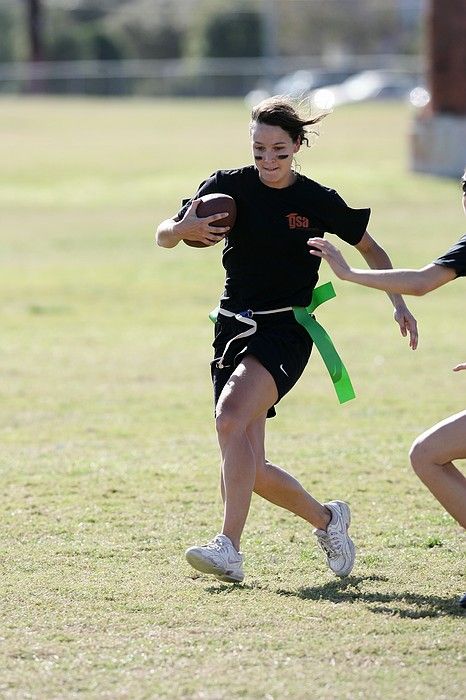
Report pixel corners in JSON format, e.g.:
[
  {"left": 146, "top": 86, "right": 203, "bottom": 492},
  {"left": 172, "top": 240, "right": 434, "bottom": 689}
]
[
  {"left": 308, "top": 172, "right": 466, "bottom": 606},
  {"left": 156, "top": 96, "right": 417, "bottom": 584}
]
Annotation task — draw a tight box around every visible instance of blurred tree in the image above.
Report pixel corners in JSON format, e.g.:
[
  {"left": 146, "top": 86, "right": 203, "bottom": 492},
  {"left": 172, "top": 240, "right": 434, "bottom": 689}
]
[
  {"left": 93, "top": 31, "right": 125, "bottom": 61},
  {"left": 277, "top": 0, "right": 417, "bottom": 58},
  {"left": 70, "top": 3, "right": 108, "bottom": 23},
  {"left": 47, "top": 29, "right": 88, "bottom": 62},
  {"left": 44, "top": 5, "right": 129, "bottom": 62},
  {"left": 0, "top": 7, "right": 16, "bottom": 62},
  {"left": 123, "top": 23, "right": 185, "bottom": 59},
  {"left": 202, "top": 6, "right": 262, "bottom": 58},
  {"left": 103, "top": 0, "right": 187, "bottom": 59}
]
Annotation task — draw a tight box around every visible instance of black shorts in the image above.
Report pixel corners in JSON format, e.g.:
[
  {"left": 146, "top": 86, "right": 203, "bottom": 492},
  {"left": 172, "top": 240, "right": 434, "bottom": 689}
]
[{"left": 211, "top": 311, "right": 313, "bottom": 418}]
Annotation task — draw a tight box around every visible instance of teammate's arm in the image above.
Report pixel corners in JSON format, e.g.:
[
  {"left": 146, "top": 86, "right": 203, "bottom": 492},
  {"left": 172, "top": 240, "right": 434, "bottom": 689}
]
[
  {"left": 309, "top": 232, "right": 420, "bottom": 349},
  {"left": 356, "top": 232, "right": 419, "bottom": 348},
  {"left": 307, "top": 235, "right": 456, "bottom": 294}
]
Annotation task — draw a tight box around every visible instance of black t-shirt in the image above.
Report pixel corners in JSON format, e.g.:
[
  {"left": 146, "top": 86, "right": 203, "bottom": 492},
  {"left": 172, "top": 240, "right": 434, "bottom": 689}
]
[
  {"left": 177, "top": 166, "right": 370, "bottom": 311},
  {"left": 433, "top": 234, "right": 466, "bottom": 277}
]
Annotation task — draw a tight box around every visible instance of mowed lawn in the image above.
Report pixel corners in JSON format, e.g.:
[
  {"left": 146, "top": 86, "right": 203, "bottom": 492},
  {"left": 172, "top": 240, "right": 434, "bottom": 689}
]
[{"left": 0, "top": 97, "right": 465, "bottom": 699}]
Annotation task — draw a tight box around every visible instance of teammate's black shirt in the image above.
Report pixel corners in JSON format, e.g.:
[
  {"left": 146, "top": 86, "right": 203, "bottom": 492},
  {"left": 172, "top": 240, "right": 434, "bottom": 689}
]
[
  {"left": 433, "top": 234, "right": 466, "bottom": 277},
  {"left": 177, "top": 166, "right": 370, "bottom": 311}
]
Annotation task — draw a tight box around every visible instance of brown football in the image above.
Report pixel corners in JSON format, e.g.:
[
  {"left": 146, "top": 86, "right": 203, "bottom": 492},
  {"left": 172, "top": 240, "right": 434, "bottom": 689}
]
[{"left": 183, "top": 193, "right": 236, "bottom": 248}]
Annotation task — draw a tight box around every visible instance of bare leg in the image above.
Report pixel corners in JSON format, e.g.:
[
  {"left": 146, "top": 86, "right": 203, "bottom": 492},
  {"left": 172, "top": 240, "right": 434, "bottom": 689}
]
[
  {"left": 246, "top": 416, "right": 330, "bottom": 530},
  {"left": 409, "top": 410, "right": 466, "bottom": 528},
  {"left": 215, "top": 356, "right": 279, "bottom": 551}
]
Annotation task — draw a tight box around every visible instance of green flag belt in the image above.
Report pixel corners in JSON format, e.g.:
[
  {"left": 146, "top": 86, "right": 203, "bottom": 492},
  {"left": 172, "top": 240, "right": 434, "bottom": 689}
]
[
  {"left": 292, "top": 282, "right": 355, "bottom": 404},
  {"left": 209, "top": 281, "right": 355, "bottom": 404}
]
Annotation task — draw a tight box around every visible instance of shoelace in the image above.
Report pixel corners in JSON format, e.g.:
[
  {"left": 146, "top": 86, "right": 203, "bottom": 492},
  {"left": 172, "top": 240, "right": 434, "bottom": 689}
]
[
  {"left": 203, "top": 536, "right": 228, "bottom": 553},
  {"left": 317, "top": 532, "right": 343, "bottom": 558}
]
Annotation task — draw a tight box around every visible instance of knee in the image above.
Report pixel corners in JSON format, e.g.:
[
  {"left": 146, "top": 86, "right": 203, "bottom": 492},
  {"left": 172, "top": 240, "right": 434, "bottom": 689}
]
[
  {"left": 253, "top": 460, "right": 270, "bottom": 494},
  {"left": 215, "top": 405, "right": 245, "bottom": 441},
  {"left": 409, "top": 436, "right": 432, "bottom": 477}
]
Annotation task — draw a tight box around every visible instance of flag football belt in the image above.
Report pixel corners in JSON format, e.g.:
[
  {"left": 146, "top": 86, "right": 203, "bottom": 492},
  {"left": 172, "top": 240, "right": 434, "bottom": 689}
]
[{"left": 209, "top": 281, "right": 355, "bottom": 404}]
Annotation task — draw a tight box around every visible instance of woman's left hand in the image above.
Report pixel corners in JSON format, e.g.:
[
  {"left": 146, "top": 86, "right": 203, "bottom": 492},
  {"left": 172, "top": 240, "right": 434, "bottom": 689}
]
[
  {"left": 453, "top": 362, "right": 466, "bottom": 372},
  {"left": 394, "top": 305, "right": 418, "bottom": 350}
]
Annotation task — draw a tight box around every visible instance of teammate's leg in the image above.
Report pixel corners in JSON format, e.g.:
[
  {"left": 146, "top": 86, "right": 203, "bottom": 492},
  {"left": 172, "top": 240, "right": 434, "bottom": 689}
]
[{"left": 409, "top": 410, "right": 466, "bottom": 528}]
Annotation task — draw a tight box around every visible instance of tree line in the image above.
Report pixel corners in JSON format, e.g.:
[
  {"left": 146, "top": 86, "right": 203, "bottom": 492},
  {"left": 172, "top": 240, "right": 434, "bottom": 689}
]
[{"left": 1, "top": 0, "right": 421, "bottom": 64}]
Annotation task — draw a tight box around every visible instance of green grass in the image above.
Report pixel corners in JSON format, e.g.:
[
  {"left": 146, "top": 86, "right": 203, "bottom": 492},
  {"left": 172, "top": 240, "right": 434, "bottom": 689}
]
[{"left": 0, "top": 97, "right": 465, "bottom": 699}]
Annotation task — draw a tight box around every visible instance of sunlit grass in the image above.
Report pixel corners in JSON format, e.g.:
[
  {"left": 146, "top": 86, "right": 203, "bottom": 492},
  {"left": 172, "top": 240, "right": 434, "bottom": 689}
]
[{"left": 0, "top": 97, "right": 464, "bottom": 700}]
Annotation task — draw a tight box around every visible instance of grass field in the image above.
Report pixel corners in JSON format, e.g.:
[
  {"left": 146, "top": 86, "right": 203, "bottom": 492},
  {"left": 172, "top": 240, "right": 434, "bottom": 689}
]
[{"left": 0, "top": 96, "right": 465, "bottom": 699}]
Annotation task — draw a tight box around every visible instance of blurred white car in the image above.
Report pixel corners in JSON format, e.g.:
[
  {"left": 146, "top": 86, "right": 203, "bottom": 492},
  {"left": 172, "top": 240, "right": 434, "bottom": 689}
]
[
  {"left": 244, "top": 68, "right": 353, "bottom": 106},
  {"left": 273, "top": 69, "right": 353, "bottom": 97},
  {"left": 312, "top": 70, "right": 418, "bottom": 110}
]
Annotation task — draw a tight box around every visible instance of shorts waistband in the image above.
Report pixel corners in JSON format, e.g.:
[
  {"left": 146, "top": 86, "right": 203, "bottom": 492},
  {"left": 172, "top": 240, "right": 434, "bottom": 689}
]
[
  {"left": 213, "top": 307, "right": 295, "bottom": 369},
  {"left": 210, "top": 282, "right": 356, "bottom": 404},
  {"left": 217, "top": 305, "right": 292, "bottom": 320}
]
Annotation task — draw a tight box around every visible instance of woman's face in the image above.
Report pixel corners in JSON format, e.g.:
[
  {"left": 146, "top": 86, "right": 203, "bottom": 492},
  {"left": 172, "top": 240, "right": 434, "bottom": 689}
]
[{"left": 251, "top": 122, "right": 300, "bottom": 189}]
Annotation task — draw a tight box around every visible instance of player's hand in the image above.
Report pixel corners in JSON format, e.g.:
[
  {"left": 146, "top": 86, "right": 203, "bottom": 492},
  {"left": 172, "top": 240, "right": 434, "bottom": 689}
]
[
  {"left": 307, "top": 237, "right": 352, "bottom": 280},
  {"left": 453, "top": 362, "right": 466, "bottom": 372},
  {"left": 178, "top": 199, "right": 229, "bottom": 246},
  {"left": 394, "top": 305, "right": 418, "bottom": 350}
]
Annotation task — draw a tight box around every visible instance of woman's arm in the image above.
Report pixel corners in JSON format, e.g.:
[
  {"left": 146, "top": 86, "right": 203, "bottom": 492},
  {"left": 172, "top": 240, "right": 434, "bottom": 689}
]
[
  {"left": 156, "top": 199, "right": 230, "bottom": 249},
  {"left": 156, "top": 218, "right": 185, "bottom": 249}
]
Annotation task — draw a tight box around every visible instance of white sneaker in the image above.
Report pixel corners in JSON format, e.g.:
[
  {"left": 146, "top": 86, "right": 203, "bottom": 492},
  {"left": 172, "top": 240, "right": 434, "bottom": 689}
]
[
  {"left": 185, "top": 534, "right": 244, "bottom": 583},
  {"left": 314, "top": 500, "right": 355, "bottom": 577}
]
